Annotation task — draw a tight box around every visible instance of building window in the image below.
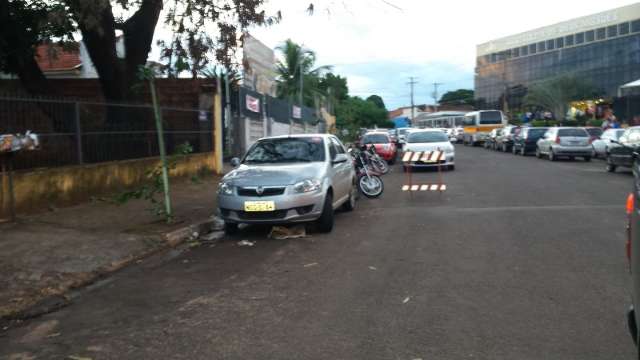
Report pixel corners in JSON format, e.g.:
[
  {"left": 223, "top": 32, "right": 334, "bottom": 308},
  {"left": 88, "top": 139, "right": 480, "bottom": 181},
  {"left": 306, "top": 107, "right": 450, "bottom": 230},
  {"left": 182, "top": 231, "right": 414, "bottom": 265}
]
[
  {"left": 529, "top": 44, "right": 537, "bottom": 54},
  {"left": 607, "top": 25, "right": 617, "bottom": 38},
  {"left": 596, "top": 27, "right": 606, "bottom": 40},
  {"left": 620, "top": 22, "right": 630, "bottom": 35},
  {"left": 575, "top": 32, "right": 585, "bottom": 44},
  {"left": 537, "top": 41, "right": 546, "bottom": 52},
  {"left": 565, "top": 35, "right": 574, "bottom": 46},
  {"left": 491, "top": 53, "right": 497, "bottom": 63},
  {"left": 512, "top": 47, "right": 520, "bottom": 57},
  {"left": 556, "top": 37, "right": 564, "bottom": 48},
  {"left": 585, "top": 30, "right": 595, "bottom": 42},
  {"left": 521, "top": 45, "right": 529, "bottom": 56},
  {"left": 546, "top": 39, "right": 555, "bottom": 50},
  {"left": 633, "top": 19, "right": 640, "bottom": 33}
]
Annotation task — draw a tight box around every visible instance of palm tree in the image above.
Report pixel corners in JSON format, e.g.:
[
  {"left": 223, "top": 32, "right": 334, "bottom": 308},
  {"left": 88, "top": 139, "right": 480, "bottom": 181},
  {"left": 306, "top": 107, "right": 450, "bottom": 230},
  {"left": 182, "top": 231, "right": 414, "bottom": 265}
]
[
  {"left": 275, "top": 39, "right": 331, "bottom": 107},
  {"left": 524, "top": 75, "right": 600, "bottom": 121}
]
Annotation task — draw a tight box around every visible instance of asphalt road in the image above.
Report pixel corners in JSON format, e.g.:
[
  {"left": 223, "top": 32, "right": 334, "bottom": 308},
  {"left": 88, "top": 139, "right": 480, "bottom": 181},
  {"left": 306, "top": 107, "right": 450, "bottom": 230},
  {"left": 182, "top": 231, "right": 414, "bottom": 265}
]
[{"left": 1, "top": 145, "right": 637, "bottom": 359}]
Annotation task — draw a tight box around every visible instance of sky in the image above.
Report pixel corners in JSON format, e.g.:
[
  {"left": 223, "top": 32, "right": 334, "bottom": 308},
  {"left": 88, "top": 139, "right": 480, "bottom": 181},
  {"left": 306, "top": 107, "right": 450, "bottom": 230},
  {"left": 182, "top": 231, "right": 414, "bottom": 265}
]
[{"left": 241, "top": 0, "right": 639, "bottom": 110}]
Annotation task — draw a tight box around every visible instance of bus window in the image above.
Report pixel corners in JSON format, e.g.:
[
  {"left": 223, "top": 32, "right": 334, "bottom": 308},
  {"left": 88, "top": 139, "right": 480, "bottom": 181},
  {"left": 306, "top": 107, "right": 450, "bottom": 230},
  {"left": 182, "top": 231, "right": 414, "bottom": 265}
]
[
  {"left": 479, "top": 111, "right": 503, "bottom": 125},
  {"left": 463, "top": 116, "right": 475, "bottom": 126}
]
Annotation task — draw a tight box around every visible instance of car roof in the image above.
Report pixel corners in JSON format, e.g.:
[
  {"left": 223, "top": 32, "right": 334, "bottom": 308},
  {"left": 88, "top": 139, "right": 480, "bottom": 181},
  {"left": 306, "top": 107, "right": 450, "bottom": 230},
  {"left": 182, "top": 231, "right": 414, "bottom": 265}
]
[
  {"left": 259, "top": 134, "right": 333, "bottom": 141},
  {"left": 364, "top": 132, "right": 389, "bottom": 136},
  {"left": 407, "top": 129, "right": 445, "bottom": 133}
]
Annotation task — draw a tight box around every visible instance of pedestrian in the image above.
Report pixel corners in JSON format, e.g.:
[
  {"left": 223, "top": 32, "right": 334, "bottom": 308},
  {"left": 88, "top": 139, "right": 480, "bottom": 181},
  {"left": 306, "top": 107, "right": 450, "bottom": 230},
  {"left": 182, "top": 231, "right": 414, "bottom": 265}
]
[{"left": 602, "top": 110, "right": 614, "bottom": 130}]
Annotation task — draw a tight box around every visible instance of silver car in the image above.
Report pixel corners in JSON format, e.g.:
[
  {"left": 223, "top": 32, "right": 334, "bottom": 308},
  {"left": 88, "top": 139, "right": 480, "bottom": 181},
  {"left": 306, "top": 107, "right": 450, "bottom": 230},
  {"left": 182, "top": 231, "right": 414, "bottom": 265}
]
[
  {"left": 536, "top": 127, "right": 592, "bottom": 161},
  {"left": 217, "top": 134, "right": 357, "bottom": 234},
  {"left": 592, "top": 128, "right": 625, "bottom": 158}
]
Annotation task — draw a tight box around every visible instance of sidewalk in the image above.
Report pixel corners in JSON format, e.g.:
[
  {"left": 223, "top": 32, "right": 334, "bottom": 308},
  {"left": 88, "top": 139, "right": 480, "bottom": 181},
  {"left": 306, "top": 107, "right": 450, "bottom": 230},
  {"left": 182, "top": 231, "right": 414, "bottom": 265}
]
[{"left": 0, "top": 175, "right": 222, "bottom": 321}]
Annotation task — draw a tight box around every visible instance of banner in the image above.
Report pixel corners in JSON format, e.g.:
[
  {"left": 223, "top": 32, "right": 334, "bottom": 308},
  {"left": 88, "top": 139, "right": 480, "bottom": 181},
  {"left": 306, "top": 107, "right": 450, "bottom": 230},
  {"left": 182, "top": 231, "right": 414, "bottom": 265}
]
[
  {"left": 246, "top": 95, "right": 260, "bottom": 113},
  {"left": 292, "top": 106, "right": 302, "bottom": 119}
]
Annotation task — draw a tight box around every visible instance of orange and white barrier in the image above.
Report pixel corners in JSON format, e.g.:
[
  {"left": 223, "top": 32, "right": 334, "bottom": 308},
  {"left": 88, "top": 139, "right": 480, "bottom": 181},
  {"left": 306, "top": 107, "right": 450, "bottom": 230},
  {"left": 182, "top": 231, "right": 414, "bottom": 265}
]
[
  {"left": 402, "top": 151, "right": 444, "bottom": 163},
  {"left": 401, "top": 150, "right": 447, "bottom": 193}
]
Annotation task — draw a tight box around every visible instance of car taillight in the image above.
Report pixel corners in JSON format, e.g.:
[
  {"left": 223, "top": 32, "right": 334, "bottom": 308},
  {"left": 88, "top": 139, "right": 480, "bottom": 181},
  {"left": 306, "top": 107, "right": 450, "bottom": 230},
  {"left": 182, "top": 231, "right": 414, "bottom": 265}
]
[{"left": 555, "top": 137, "right": 561, "bottom": 144}]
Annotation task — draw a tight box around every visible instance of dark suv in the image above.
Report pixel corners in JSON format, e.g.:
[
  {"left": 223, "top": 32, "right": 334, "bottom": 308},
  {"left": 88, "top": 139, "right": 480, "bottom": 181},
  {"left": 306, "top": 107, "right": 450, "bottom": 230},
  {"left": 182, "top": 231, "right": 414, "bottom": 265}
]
[
  {"left": 607, "top": 126, "right": 640, "bottom": 173},
  {"left": 512, "top": 127, "right": 549, "bottom": 156},
  {"left": 495, "top": 125, "right": 521, "bottom": 153}
]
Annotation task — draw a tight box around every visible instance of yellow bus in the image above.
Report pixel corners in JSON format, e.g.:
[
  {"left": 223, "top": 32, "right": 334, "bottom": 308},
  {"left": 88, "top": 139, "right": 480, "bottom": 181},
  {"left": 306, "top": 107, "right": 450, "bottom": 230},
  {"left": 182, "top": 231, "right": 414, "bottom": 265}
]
[{"left": 461, "top": 110, "right": 508, "bottom": 146}]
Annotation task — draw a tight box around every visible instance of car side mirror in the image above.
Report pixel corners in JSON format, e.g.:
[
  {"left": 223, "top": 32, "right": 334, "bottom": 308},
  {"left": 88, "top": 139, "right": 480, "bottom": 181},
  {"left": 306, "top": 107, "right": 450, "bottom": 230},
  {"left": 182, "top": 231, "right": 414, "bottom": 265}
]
[
  {"left": 332, "top": 153, "right": 349, "bottom": 164},
  {"left": 230, "top": 157, "right": 241, "bottom": 167},
  {"left": 611, "top": 140, "right": 621, "bottom": 145}
]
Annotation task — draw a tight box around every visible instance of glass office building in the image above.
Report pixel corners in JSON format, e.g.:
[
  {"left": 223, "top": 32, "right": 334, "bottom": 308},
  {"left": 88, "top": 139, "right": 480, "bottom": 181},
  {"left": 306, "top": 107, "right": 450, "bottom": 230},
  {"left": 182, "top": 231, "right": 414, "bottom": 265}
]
[{"left": 476, "top": 3, "right": 640, "bottom": 111}]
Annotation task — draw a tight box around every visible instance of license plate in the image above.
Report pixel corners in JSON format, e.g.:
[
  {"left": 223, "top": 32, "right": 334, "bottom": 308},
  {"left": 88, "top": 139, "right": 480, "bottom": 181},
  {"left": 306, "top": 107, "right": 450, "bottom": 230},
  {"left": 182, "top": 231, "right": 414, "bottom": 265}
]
[{"left": 244, "top": 201, "right": 275, "bottom": 212}]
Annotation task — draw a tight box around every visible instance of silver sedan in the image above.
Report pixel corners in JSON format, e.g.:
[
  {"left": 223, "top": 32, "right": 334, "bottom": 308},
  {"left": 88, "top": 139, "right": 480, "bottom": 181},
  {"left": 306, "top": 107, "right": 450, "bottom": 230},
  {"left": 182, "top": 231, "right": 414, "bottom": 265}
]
[{"left": 217, "top": 134, "right": 357, "bottom": 234}]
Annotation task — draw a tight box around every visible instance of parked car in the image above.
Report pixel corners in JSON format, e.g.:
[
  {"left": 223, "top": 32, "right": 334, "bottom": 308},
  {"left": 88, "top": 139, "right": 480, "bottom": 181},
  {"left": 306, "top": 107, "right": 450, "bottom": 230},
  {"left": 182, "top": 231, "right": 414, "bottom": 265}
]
[
  {"left": 584, "top": 127, "right": 603, "bottom": 142},
  {"left": 484, "top": 128, "right": 502, "bottom": 149},
  {"left": 627, "top": 156, "right": 640, "bottom": 354},
  {"left": 361, "top": 132, "right": 397, "bottom": 164},
  {"left": 536, "top": 127, "right": 592, "bottom": 161},
  {"left": 495, "top": 125, "right": 521, "bottom": 152},
  {"left": 217, "top": 134, "right": 357, "bottom": 234},
  {"left": 396, "top": 127, "right": 412, "bottom": 148},
  {"left": 592, "top": 128, "right": 625, "bottom": 158},
  {"left": 402, "top": 129, "right": 455, "bottom": 170},
  {"left": 512, "top": 127, "right": 549, "bottom": 155},
  {"left": 606, "top": 126, "right": 640, "bottom": 172}
]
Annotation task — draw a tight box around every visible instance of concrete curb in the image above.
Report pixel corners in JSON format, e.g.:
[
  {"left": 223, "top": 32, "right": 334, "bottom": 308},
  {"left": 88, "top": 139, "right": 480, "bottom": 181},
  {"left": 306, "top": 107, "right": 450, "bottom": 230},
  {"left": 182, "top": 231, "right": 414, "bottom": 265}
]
[{"left": 0, "top": 218, "right": 224, "bottom": 326}]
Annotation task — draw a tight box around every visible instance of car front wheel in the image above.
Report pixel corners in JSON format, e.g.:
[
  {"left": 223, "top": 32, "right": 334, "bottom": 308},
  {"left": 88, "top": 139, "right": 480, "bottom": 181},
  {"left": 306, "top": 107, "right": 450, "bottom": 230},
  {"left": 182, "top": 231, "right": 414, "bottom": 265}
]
[
  {"left": 224, "top": 222, "right": 239, "bottom": 235},
  {"left": 316, "top": 192, "right": 334, "bottom": 233},
  {"left": 606, "top": 156, "right": 617, "bottom": 173}
]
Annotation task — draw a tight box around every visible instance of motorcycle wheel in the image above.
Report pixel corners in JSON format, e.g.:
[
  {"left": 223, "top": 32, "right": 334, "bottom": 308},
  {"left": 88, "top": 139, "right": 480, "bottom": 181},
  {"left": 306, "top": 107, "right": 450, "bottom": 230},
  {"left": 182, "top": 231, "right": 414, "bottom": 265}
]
[
  {"left": 373, "top": 159, "right": 389, "bottom": 174},
  {"left": 358, "top": 175, "right": 384, "bottom": 198}
]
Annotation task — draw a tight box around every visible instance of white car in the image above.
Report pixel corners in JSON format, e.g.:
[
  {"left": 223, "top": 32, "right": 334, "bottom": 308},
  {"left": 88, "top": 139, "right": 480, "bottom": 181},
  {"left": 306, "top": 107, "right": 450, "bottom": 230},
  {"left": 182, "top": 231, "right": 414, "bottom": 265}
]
[
  {"left": 402, "top": 129, "right": 455, "bottom": 170},
  {"left": 592, "top": 128, "right": 625, "bottom": 158}
]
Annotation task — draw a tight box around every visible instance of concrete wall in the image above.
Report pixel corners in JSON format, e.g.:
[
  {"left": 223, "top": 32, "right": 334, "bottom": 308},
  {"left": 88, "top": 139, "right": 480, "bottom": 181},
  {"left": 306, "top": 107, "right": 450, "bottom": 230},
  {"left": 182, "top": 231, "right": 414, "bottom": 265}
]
[{"left": 0, "top": 152, "right": 215, "bottom": 218}]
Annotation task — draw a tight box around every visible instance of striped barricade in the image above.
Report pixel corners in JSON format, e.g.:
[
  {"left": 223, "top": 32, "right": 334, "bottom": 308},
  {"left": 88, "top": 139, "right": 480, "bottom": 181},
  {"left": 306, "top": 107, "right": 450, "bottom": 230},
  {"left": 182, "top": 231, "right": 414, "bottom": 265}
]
[{"left": 401, "top": 150, "right": 447, "bottom": 193}]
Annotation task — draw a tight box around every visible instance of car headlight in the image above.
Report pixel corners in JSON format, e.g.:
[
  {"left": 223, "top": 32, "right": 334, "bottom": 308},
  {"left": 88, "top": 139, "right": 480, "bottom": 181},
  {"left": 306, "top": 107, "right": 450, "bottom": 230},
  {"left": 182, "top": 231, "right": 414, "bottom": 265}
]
[
  {"left": 293, "top": 179, "right": 321, "bottom": 193},
  {"left": 218, "top": 182, "right": 234, "bottom": 195},
  {"left": 445, "top": 147, "right": 455, "bottom": 154}
]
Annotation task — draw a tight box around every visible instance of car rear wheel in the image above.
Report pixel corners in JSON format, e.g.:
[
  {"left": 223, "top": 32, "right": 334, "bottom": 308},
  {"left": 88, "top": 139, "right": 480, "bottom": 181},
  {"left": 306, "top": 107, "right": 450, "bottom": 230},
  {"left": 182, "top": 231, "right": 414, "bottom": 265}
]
[
  {"left": 520, "top": 147, "right": 526, "bottom": 156},
  {"left": 535, "top": 148, "right": 542, "bottom": 158},
  {"left": 583, "top": 156, "right": 591, "bottom": 162},
  {"left": 224, "top": 222, "right": 239, "bottom": 235},
  {"left": 448, "top": 165, "right": 455, "bottom": 171},
  {"left": 549, "top": 150, "right": 556, "bottom": 161},
  {"left": 342, "top": 182, "right": 357, "bottom": 212},
  {"left": 316, "top": 192, "right": 334, "bottom": 233},
  {"left": 502, "top": 143, "right": 508, "bottom": 152}
]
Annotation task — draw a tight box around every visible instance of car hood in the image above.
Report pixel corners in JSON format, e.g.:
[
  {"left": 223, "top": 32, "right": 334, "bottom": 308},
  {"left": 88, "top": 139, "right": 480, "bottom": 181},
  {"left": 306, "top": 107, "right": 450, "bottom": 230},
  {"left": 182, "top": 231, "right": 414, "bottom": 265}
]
[
  {"left": 404, "top": 141, "right": 454, "bottom": 153},
  {"left": 222, "top": 163, "right": 326, "bottom": 187}
]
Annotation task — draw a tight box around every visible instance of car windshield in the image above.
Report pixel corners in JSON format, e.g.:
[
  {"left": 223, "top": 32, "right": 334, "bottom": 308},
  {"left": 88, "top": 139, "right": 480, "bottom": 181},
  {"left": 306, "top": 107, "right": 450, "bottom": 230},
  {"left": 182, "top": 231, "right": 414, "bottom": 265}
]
[
  {"left": 613, "top": 129, "right": 625, "bottom": 139},
  {"left": 585, "top": 128, "right": 603, "bottom": 137},
  {"left": 407, "top": 131, "right": 449, "bottom": 143},
  {"left": 362, "top": 134, "right": 389, "bottom": 144},
  {"left": 479, "top": 111, "right": 503, "bottom": 124},
  {"left": 558, "top": 129, "right": 588, "bottom": 137},
  {"left": 244, "top": 137, "right": 325, "bottom": 163},
  {"left": 527, "top": 128, "right": 548, "bottom": 137},
  {"left": 398, "top": 129, "right": 409, "bottom": 136}
]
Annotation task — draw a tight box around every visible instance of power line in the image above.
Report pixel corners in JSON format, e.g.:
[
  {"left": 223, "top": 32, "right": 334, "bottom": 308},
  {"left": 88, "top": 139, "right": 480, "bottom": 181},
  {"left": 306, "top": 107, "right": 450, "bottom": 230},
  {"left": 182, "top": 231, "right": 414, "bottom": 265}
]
[{"left": 407, "top": 77, "right": 419, "bottom": 120}]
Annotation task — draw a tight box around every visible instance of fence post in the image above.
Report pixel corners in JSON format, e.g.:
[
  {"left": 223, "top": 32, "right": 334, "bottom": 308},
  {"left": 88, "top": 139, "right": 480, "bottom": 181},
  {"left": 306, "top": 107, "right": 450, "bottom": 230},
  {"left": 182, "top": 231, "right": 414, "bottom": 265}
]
[{"left": 74, "top": 102, "right": 84, "bottom": 164}]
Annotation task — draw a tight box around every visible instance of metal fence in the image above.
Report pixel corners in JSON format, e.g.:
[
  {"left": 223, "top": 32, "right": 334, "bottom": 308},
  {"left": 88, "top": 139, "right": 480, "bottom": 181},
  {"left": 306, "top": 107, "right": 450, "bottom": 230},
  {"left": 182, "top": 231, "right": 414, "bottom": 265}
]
[{"left": 0, "top": 96, "right": 213, "bottom": 170}]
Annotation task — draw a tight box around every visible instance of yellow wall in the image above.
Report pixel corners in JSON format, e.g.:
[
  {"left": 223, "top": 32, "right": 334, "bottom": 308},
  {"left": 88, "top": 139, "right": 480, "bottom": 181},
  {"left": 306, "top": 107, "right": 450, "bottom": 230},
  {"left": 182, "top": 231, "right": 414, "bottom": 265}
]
[{"left": 0, "top": 152, "right": 215, "bottom": 218}]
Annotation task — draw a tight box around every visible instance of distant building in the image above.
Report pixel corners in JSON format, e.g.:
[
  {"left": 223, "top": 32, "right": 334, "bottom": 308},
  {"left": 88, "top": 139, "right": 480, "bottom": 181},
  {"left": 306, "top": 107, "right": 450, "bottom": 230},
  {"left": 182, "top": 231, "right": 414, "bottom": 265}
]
[
  {"left": 388, "top": 105, "right": 431, "bottom": 120},
  {"left": 476, "top": 3, "right": 640, "bottom": 109},
  {"left": 1, "top": 38, "right": 162, "bottom": 80}
]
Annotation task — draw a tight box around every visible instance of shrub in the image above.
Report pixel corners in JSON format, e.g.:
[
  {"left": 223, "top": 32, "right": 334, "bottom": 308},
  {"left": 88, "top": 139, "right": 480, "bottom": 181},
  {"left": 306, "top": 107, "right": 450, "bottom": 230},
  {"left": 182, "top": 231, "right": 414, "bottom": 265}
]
[{"left": 531, "top": 120, "right": 558, "bottom": 127}]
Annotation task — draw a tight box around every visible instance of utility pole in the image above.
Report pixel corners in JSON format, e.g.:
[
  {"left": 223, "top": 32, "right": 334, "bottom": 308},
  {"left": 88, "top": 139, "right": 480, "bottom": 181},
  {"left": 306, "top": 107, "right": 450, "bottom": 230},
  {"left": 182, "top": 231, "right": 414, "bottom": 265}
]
[
  {"left": 299, "top": 43, "right": 306, "bottom": 132},
  {"left": 407, "top": 77, "right": 418, "bottom": 121},
  {"left": 431, "top": 82, "right": 444, "bottom": 111}
]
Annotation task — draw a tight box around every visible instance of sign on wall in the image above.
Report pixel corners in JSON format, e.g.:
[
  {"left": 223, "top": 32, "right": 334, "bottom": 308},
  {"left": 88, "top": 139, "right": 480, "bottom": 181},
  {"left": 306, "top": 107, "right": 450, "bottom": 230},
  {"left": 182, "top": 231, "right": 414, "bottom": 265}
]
[
  {"left": 292, "top": 106, "right": 302, "bottom": 119},
  {"left": 246, "top": 95, "right": 261, "bottom": 113}
]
